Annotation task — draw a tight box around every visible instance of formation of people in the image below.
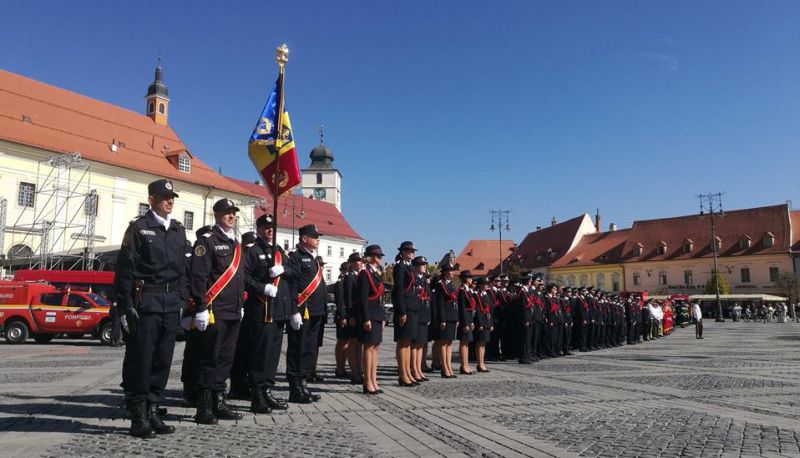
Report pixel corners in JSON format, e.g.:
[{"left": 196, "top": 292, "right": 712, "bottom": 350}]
[{"left": 114, "top": 178, "right": 677, "bottom": 439}]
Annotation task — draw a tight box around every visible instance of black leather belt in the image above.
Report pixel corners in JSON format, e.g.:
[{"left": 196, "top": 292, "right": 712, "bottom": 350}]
[{"left": 142, "top": 282, "right": 179, "bottom": 293}]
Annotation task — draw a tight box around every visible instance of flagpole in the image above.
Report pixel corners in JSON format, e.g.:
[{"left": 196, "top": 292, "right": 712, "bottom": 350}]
[{"left": 272, "top": 44, "right": 289, "bottom": 247}]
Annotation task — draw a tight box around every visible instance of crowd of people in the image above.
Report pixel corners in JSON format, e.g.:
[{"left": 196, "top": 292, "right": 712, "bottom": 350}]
[{"left": 114, "top": 178, "right": 681, "bottom": 439}]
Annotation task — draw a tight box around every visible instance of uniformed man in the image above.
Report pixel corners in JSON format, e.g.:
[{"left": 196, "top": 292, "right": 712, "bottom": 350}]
[
  {"left": 240, "top": 214, "right": 290, "bottom": 413},
  {"left": 283, "top": 224, "right": 326, "bottom": 403},
  {"left": 228, "top": 230, "right": 258, "bottom": 401},
  {"left": 561, "top": 287, "right": 574, "bottom": 355},
  {"left": 186, "top": 198, "right": 245, "bottom": 425},
  {"left": 544, "top": 283, "right": 562, "bottom": 358},
  {"left": 531, "top": 276, "right": 546, "bottom": 360},
  {"left": 343, "top": 252, "right": 364, "bottom": 384},
  {"left": 516, "top": 273, "right": 534, "bottom": 364},
  {"left": 115, "top": 178, "right": 187, "bottom": 438}
]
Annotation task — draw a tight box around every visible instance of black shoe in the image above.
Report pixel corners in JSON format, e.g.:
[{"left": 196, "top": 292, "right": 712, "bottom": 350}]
[
  {"left": 289, "top": 378, "right": 313, "bottom": 404},
  {"left": 250, "top": 386, "right": 272, "bottom": 414},
  {"left": 147, "top": 403, "right": 175, "bottom": 434},
  {"left": 459, "top": 368, "right": 474, "bottom": 375},
  {"left": 477, "top": 367, "right": 490, "bottom": 373},
  {"left": 447, "top": 374, "right": 458, "bottom": 379},
  {"left": 262, "top": 387, "right": 288, "bottom": 410},
  {"left": 126, "top": 400, "right": 156, "bottom": 438},
  {"left": 213, "top": 390, "right": 243, "bottom": 420},
  {"left": 417, "top": 376, "right": 430, "bottom": 382},
  {"left": 518, "top": 359, "right": 531, "bottom": 364},
  {"left": 398, "top": 379, "right": 415, "bottom": 387},
  {"left": 440, "top": 371, "right": 449, "bottom": 378},
  {"left": 422, "top": 366, "right": 433, "bottom": 373},
  {"left": 194, "top": 389, "right": 218, "bottom": 425},
  {"left": 300, "top": 379, "right": 321, "bottom": 402}
]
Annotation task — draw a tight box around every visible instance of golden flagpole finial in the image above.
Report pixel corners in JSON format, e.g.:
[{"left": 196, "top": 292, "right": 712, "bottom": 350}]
[{"left": 275, "top": 44, "right": 289, "bottom": 68}]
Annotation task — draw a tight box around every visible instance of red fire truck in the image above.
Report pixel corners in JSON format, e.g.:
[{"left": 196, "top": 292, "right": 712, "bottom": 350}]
[{"left": 0, "top": 281, "right": 113, "bottom": 345}]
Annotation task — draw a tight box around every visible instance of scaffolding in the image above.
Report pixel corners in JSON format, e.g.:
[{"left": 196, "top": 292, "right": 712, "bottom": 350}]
[{"left": 6, "top": 153, "right": 98, "bottom": 271}]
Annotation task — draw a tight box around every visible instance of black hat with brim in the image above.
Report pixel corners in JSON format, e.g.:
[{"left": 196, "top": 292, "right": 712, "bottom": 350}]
[
  {"left": 364, "top": 244, "right": 385, "bottom": 257},
  {"left": 148, "top": 179, "right": 179, "bottom": 198},
  {"left": 213, "top": 198, "right": 240, "bottom": 213}
]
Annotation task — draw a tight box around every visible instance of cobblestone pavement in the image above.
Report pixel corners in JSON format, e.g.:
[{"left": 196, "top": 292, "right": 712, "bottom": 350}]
[{"left": 1, "top": 321, "right": 799, "bottom": 457}]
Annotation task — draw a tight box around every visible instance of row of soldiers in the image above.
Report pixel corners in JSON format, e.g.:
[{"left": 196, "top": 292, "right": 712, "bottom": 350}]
[{"left": 115, "top": 178, "right": 671, "bottom": 439}]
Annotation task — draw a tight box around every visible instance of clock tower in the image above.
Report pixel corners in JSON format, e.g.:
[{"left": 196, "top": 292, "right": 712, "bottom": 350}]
[{"left": 301, "top": 127, "right": 342, "bottom": 211}]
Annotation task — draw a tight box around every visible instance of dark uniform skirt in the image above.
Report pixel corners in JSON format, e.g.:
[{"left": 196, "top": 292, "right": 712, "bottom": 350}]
[
  {"left": 427, "top": 321, "right": 439, "bottom": 342},
  {"left": 359, "top": 320, "right": 383, "bottom": 345},
  {"left": 336, "top": 323, "right": 357, "bottom": 340},
  {"left": 458, "top": 325, "right": 474, "bottom": 343},
  {"left": 438, "top": 321, "right": 457, "bottom": 342},
  {"left": 413, "top": 321, "right": 428, "bottom": 345},
  {"left": 475, "top": 327, "right": 491, "bottom": 343},
  {"left": 394, "top": 310, "right": 419, "bottom": 341}
]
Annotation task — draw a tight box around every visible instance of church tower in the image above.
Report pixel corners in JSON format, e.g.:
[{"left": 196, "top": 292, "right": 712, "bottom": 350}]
[
  {"left": 301, "top": 127, "right": 342, "bottom": 211},
  {"left": 145, "top": 59, "right": 170, "bottom": 126}
]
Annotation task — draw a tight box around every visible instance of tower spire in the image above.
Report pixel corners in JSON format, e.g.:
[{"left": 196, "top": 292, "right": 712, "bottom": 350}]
[{"left": 146, "top": 57, "right": 170, "bottom": 125}]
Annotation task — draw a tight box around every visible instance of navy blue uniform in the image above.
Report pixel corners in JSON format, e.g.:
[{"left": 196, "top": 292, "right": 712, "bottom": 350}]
[{"left": 116, "top": 211, "right": 187, "bottom": 403}]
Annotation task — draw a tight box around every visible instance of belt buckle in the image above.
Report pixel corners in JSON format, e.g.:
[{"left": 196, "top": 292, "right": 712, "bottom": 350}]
[{"left": 165, "top": 283, "right": 171, "bottom": 293}]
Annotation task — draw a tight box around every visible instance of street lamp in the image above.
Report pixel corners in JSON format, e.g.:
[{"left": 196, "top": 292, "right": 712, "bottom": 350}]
[
  {"left": 283, "top": 191, "right": 305, "bottom": 247},
  {"left": 490, "top": 209, "right": 511, "bottom": 274},
  {"left": 698, "top": 192, "right": 725, "bottom": 322}
]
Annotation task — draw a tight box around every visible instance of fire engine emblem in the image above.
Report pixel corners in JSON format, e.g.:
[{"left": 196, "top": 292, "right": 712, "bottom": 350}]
[{"left": 76, "top": 320, "right": 82, "bottom": 327}]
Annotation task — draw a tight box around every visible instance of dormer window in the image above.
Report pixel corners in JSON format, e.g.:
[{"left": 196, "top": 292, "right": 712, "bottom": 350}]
[
  {"left": 739, "top": 235, "right": 752, "bottom": 250},
  {"left": 178, "top": 156, "right": 191, "bottom": 173},
  {"left": 712, "top": 236, "right": 722, "bottom": 252},
  {"left": 763, "top": 232, "right": 775, "bottom": 248},
  {"left": 656, "top": 241, "right": 667, "bottom": 256},
  {"left": 476, "top": 262, "right": 485, "bottom": 270},
  {"left": 683, "top": 239, "right": 694, "bottom": 254},
  {"left": 633, "top": 243, "right": 643, "bottom": 257}
]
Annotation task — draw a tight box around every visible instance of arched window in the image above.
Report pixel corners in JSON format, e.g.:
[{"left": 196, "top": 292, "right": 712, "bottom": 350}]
[
  {"left": 148, "top": 102, "right": 154, "bottom": 114},
  {"left": 316, "top": 173, "right": 322, "bottom": 184},
  {"left": 596, "top": 273, "right": 606, "bottom": 291},
  {"left": 158, "top": 103, "right": 165, "bottom": 114},
  {"left": 8, "top": 244, "right": 33, "bottom": 259}
]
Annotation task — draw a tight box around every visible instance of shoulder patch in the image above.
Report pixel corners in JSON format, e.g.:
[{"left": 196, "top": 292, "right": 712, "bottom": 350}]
[
  {"left": 194, "top": 245, "right": 206, "bottom": 257},
  {"left": 196, "top": 225, "right": 213, "bottom": 238},
  {"left": 129, "top": 215, "right": 144, "bottom": 224}
]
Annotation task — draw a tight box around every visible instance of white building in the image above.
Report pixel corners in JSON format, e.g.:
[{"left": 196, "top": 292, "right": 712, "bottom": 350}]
[{"left": 0, "top": 66, "right": 256, "bottom": 270}]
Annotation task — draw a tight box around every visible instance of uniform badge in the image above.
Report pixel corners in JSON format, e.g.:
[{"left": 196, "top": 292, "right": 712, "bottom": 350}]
[
  {"left": 195, "top": 245, "right": 206, "bottom": 257},
  {"left": 165, "top": 181, "right": 173, "bottom": 190},
  {"left": 258, "top": 254, "right": 266, "bottom": 259}
]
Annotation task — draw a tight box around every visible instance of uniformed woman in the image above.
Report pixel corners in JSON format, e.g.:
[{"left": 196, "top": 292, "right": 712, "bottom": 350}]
[
  {"left": 474, "top": 277, "right": 493, "bottom": 372},
  {"left": 457, "top": 270, "right": 476, "bottom": 375},
  {"left": 393, "top": 242, "right": 419, "bottom": 387},
  {"left": 357, "top": 245, "right": 386, "bottom": 395},
  {"left": 411, "top": 256, "right": 431, "bottom": 382},
  {"left": 434, "top": 264, "right": 459, "bottom": 378}
]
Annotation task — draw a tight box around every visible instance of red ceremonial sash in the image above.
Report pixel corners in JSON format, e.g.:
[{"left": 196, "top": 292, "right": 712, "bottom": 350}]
[
  {"left": 364, "top": 269, "right": 385, "bottom": 301},
  {"left": 440, "top": 280, "right": 457, "bottom": 303},
  {"left": 418, "top": 285, "right": 430, "bottom": 302},
  {"left": 404, "top": 269, "right": 415, "bottom": 293},
  {"left": 297, "top": 262, "right": 323, "bottom": 316},
  {"left": 579, "top": 297, "right": 588, "bottom": 311},
  {"left": 205, "top": 243, "right": 242, "bottom": 306},
  {"left": 478, "top": 293, "right": 489, "bottom": 314},
  {"left": 462, "top": 288, "right": 476, "bottom": 311}
]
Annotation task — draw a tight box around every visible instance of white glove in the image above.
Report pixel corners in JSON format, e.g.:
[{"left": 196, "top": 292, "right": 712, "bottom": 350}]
[
  {"left": 264, "top": 284, "right": 278, "bottom": 298},
  {"left": 194, "top": 310, "right": 210, "bottom": 331},
  {"left": 269, "top": 265, "right": 285, "bottom": 277},
  {"left": 289, "top": 312, "right": 303, "bottom": 330},
  {"left": 180, "top": 316, "right": 193, "bottom": 331},
  {"left": 240, "top": 308, "right": 245, "bottom": 320},
  {"left": 120, "top": 315, "right": 129, "bottom": 333}
]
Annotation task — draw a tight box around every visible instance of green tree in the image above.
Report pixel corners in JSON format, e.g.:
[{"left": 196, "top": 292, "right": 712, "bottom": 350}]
[
  {"left": 774, "top": 272, "right": 800, "bottom": 318},
  {"left": 704, "top": 271, "right": 731, "bottom": 295}
]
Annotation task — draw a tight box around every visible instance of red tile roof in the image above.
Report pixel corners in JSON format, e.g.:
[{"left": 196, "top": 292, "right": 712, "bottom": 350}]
[
  {"left": 551, "top": 228, "right": 631, "bottom": 267},
  {"left": 508, "top": 214, "right": 593, "bottom": 269},
  {"left": 0, "top": 69, "right": 252, "bottom": 196},
  {"left": 226, "top": 177, "right": 365, "bottom": 241},
  {"left": 621, "top": 204, "right": 791, "bottom": 262},
  {"left": 453, "top": 240, "right": 517, "bottom": 277}
]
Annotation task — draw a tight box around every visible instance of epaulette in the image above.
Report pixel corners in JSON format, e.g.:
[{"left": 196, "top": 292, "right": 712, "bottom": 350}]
[
  {"left": 129, "top": 215, "right": 144, "bottom": 225},
  {"left": 195, "top": 225, "right": 213, "bottom": 238}
]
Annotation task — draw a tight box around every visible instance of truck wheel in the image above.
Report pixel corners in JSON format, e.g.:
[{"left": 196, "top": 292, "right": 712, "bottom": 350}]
[
  {"left": 98, "top": 322, "right": 113, "bottom": 346},
  {"left": 4, "top": 321, "right": 30, "bottom": 344},
  {"left": 34, "top": 334, "right": 55, "bottom": 344}
]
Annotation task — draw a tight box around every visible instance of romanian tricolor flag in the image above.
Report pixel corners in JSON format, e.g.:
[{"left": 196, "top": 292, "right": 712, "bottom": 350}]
[{"left": 248, "top": 73, "right": 301, "bottom": 197}]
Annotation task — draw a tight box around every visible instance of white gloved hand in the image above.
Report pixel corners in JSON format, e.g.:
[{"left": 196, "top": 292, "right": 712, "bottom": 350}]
[
  {"left": 180, "top": 316, "right": 193, "bottom": 331},
  {"left": 264, "top": 284, "right": 278, "bottom": 298},
  {"left": 120, "top": 315, "right": 129, "bottom": 333},
  {"left": 289, "top": 312, "right": 303, "bottom": 331},
  {"left": 194, "top": 310, "right": 210, "bottom": 331},
  {"left": 240, "top": 308, "right": 245, "bottom": 320},
  {"left": 269, "top": 265, "right": 285, "bottom": 277}
]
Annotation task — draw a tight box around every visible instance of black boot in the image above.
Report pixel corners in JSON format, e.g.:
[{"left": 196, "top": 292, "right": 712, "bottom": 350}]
[
  {"left": 250, "top": 386, "right": 272, "bottom": 414},
  {"left": 126, "top": 400, "right": 156, "bottom": 438},
  {"left": 262, "top": 386, "right": 289, "bottom": 410},
  {"left": 300, "top": 378, "right": 321, "bottom": 402},
  {"left": 213, "top": 390, "right": 243, "bottom": 420},
  {"left": 288, "top": 377, "right": 312, "bottom": 404},
  {"left": 194, "top": 389, "right": 218, "bottom": 425},
  {"left": 148, "top": 402, "right": 175, "bottom": 434}
]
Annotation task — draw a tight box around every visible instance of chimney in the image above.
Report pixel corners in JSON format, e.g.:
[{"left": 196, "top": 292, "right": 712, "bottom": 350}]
[
  {"left": 595, "top": 209, "right": 601, "bottom": 233},
  {"left": 609, "top": 223, "right": 617, "bottom": 232},
  {"left": 536, "top": 226, "right": 542, "bottom": 231},
  {"left": 550, "top": 217, "right": 557, "bottom": 227}
]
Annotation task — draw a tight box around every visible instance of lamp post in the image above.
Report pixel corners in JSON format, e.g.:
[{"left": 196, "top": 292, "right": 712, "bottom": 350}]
[
  {"left": 283, "top": 191, "right": 305, "bottom": 248},
  {"left": 698, "top": 192, "right": 725, "bottom": 322},
  {"left": 490, "top": 210, "right": 511, "bottom": 274}
]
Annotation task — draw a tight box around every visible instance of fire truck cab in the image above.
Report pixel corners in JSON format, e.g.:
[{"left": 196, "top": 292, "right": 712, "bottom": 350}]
[{"left": 0, "top": 281, "right": 112, "bottom": 345}]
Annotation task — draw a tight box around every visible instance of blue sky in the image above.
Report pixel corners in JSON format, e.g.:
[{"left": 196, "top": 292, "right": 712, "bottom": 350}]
[{"left": 2, "top": 1, "right": 798, "bottom": 258}]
